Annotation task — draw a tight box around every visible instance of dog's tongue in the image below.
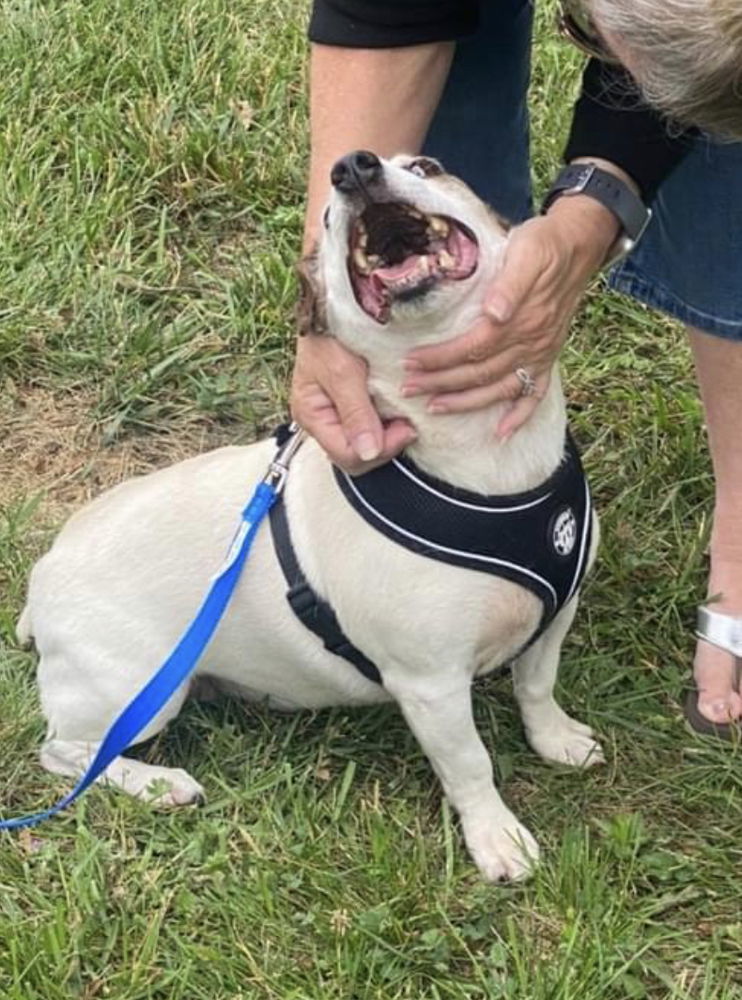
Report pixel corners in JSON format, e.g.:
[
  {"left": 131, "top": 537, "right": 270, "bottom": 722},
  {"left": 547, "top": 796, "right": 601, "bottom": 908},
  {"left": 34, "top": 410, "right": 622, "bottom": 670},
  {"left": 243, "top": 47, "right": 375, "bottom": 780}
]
[
  {"left": 373, "top": 255, "right": 425, "bottom": 283},
  {"left": 356, "top": 257, "right": 426, "bottom": 322}
]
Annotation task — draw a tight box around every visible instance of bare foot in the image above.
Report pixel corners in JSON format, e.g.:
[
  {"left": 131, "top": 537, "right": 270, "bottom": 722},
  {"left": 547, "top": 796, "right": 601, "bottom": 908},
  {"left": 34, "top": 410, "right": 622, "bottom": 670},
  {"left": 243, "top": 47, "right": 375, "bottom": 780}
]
[
  {"left": 693, "top": 638, "right": 742, "bottom": 724},
  {"left": 693, "top": 571, "right": 742, "bottom": 724}
]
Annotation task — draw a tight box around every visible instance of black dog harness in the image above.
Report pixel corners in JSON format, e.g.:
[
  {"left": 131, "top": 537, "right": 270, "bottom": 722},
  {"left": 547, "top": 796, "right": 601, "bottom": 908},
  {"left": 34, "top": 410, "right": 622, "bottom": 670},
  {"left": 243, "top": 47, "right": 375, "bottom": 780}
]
[{"left": 270, "top": 429, "right": 593, "bottom": 686}]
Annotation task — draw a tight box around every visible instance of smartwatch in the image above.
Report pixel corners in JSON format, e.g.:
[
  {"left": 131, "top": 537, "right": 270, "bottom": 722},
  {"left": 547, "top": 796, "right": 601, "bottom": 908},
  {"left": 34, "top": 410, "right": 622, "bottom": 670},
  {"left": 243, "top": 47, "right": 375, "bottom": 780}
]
[{"left": 541, "top": 163, "right": 652, "bottom": 267}]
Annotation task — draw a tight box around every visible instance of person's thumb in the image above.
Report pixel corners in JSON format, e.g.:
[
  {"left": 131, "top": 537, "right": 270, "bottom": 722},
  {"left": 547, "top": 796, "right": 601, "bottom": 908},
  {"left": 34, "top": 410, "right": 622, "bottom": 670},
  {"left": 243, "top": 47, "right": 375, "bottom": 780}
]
[
  {"left": 485, "top": 225, "right": 543, "bottom": 324},
  {"left": 330, "top": 369, "right": 384, "bottom": 462}
]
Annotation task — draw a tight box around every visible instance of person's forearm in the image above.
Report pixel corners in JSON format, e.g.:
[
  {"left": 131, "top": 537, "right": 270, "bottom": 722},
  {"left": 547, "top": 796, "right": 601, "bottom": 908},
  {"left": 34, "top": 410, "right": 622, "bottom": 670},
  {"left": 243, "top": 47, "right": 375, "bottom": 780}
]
[{"left": 304, "top": 41, "right": 454, "bottom": 249}]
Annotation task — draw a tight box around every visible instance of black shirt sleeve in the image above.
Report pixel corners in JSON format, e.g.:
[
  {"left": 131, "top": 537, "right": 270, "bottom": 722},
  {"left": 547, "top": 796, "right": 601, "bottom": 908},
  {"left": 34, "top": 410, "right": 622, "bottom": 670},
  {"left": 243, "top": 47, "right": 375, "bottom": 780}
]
[
  {"left": 309, "top": 0, "right": 478, "bottom": 48},
  {"left": 564, "top": 61, "right": 694, "bottom": 201}
]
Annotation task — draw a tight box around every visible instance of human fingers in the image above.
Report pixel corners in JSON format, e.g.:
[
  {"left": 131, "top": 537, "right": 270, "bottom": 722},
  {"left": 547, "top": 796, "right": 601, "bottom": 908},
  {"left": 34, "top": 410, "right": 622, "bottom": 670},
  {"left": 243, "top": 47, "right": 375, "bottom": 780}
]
[
  {"left": 403, "top": 312, "right": 518, "bottom": 377},
  {"left": 401, "top": 334, "right": 557, "bottom": 398},
  {"left": 483, "top": 219, "right": 552, "bottom": 324},
  {"left": 291, "top": 336, "right": 384, "bottom": 464},
  {"left": 402, "top": 231, "right": 547, "bottom": 377},
  {"left": 342, "top": 419, "right": 419, "bottom": 475},
  {"left": 290, "top": 379, "right": 365, "bottom": 469},
  {"left": 401, "top": 230, "right": 554, "bottom": 391},
  {"left": 494, "top": 370, "right": 552, "bottom": 440},
  {"left": 291, "top": 387, "right": 416, "bottom": 474},
  {"left": 402, "top": 311, "right": 529, "bottom": 395},
  {"left": 379, "top": 418, "right": 418, "bottom": 460},
  {"left": 424, "top": 367, "right": 546, "bottom": 415},
  {"left": 326, "top": 421, "right": 418, "bottom": 475}
]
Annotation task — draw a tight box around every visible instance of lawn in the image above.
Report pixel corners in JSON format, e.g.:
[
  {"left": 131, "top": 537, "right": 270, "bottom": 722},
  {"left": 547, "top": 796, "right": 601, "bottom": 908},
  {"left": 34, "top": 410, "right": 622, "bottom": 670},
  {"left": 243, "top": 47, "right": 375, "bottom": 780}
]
[{"left": 0, "top": 1, "right": 740, "bottom": 998}]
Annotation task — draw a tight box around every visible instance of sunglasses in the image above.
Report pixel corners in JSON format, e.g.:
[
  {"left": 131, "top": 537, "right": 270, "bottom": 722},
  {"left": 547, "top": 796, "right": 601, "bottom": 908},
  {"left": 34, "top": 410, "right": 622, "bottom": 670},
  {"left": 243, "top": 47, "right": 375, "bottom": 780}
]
[{"left": 557, "top": 1, "right": 620, "bottom": 64}]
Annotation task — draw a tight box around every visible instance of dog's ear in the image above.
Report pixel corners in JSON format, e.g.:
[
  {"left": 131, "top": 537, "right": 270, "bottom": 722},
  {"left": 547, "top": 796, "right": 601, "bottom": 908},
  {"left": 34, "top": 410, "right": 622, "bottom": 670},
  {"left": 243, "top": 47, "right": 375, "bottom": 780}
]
[{"left": 295, "top": 246, "right": 328, "bottom": 337}]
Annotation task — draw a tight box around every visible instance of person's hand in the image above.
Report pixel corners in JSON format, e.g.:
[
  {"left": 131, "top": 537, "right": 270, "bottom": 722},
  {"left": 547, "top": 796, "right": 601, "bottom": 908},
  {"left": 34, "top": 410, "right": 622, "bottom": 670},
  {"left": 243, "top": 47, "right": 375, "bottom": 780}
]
[
  {"left": 401, "top": 196, "right": 619, "bottom": 439},
  {"left": 290, "top": 334, "right": 417, "bottom": 473}
]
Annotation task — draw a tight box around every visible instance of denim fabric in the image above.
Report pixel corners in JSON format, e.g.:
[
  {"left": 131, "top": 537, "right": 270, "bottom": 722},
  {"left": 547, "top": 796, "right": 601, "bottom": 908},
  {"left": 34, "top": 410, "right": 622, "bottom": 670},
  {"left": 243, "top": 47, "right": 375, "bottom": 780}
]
[
  {"left": 609, "top": 136, "right": 742, "bottom": 339},
  {"left": 423, "top": 0, "right": 533, "bottom": 224},
  {"left": 424, "top": 2, "right": 742, "bottom": 338}
]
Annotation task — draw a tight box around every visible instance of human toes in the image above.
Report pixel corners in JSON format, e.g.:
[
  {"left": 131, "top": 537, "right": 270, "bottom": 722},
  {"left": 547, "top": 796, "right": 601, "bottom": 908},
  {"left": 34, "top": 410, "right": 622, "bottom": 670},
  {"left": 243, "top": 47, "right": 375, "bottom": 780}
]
[{"left": 694, "top": 640, "right": 742, "bottom": 723}]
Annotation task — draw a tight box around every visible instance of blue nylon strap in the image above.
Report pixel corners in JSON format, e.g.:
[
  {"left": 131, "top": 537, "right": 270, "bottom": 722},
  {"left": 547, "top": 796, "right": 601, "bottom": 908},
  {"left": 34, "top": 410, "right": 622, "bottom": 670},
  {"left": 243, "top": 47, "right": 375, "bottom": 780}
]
[{"left": 0, "top": 480, "right": 278, "bottom": 832}]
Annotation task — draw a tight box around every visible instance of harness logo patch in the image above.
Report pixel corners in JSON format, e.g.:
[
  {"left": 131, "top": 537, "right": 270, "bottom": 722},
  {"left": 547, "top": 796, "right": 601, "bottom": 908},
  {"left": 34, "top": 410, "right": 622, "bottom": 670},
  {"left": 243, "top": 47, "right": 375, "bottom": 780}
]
[{"left": 551, "top": 507, "right": 577, "bottom": 557}]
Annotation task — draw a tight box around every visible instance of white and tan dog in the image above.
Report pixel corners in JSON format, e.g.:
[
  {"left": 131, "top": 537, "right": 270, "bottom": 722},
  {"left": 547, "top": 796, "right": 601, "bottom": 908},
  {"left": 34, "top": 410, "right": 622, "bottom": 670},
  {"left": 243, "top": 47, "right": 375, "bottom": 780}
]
[{"left": 18, "top": 152, "right": 602, "bottom": 882}]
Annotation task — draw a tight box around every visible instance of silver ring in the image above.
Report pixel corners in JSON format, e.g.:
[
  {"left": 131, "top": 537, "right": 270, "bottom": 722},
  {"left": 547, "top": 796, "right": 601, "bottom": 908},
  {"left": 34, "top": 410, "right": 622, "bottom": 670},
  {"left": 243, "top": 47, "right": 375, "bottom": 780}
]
[{"left": 514, "top": 367, "right": 536, "bottom": 397}]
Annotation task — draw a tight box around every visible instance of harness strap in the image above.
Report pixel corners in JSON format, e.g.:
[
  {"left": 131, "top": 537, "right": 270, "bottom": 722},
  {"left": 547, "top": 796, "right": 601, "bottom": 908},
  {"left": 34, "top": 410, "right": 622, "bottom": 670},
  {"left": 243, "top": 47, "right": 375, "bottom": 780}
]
[
  {"left": 269, "top": 496, "right": 383, "bottom": 686},
  {"left": 333, "top": 432, "right": 593, "bottom": 633}
]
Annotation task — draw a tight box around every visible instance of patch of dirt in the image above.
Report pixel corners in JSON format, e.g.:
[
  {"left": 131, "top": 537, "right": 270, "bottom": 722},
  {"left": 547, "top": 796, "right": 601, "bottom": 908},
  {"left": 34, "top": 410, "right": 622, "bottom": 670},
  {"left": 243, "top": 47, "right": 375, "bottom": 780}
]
[{"left": 0, "top": 380, "right": 245, "bottom": 529}]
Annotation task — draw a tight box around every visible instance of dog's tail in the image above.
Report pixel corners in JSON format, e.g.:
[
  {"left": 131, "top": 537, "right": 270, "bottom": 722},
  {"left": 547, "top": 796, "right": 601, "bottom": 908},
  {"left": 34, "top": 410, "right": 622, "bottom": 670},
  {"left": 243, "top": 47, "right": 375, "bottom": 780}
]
[{"left": 16, "top": 604, "right": 33, "bottom": 648}]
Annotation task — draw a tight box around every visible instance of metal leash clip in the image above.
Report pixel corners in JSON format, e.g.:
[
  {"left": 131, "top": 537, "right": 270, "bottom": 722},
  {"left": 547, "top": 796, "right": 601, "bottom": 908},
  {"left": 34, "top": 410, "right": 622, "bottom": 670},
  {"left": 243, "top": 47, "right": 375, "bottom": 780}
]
[{"left": 263, "top": 421, "right": 306, "bottom": 494}]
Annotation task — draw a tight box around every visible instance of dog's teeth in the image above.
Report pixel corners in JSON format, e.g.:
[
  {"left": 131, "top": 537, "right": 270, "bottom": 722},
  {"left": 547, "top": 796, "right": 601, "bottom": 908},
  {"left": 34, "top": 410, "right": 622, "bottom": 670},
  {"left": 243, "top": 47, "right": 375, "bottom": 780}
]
[
  {"left": 358, "top": 231, "right": 368, "bottom": 248},
  {"left": 429, "top": 216, "right": 450, "bottom": 237},
  {"left": 353, "top": 247, "right": 372, "bottom": 274},
  {"left": 397, "top": 256, "right": 432, "bottom": 288},
  {"left": 437, "top": 250, "right": 455, "bottom": 270},
  {"left": 406, "top": 208, "right": 424, "bottom": 220},
  {"left": 353, "top": 247, "right": 381, "bottom": 274}
]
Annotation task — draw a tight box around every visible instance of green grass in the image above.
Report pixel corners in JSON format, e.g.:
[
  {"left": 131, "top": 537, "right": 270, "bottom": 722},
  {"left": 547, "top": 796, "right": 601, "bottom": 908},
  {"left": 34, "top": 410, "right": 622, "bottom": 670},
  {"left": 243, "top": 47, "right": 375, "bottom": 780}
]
[{"left": 1, "top": 1, "right": 741, "bottom": 997}]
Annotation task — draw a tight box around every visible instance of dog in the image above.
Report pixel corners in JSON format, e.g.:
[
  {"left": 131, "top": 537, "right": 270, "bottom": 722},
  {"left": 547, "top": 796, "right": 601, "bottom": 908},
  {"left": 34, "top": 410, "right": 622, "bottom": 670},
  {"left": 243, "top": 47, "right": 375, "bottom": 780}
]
[{"left": 17, "top": 151, "right": 603, "bottom": 882}]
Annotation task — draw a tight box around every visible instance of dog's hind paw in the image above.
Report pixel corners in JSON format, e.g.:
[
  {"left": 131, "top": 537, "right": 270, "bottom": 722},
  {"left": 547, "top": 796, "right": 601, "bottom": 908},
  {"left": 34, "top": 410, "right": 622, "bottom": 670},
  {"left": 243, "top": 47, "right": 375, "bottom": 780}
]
[
  {"left": 40, "top": 740, "right": 205, "bottom": 808},
  {"left": 464, "top": 816, "right": 540, "bottom": 883},
  {"left": 132, "top": 767, "right": 206, "bottom": 808}
]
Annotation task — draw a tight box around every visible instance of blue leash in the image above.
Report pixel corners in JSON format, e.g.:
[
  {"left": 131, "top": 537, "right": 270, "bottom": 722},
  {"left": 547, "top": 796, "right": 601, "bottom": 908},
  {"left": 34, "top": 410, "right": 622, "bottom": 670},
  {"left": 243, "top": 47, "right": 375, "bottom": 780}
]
[{"left": 0, "top": 425, "right": 305, "bottom": 832}]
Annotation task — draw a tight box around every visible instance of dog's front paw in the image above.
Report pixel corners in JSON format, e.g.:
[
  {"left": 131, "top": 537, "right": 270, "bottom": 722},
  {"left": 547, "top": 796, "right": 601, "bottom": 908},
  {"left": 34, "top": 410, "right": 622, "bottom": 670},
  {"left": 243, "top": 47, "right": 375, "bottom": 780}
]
[
  {"left": 463, "top": 814, "right": 539, "bottom": 883},
  {"left": 527, "top": 714, "right": 604, "bottom": 769}
]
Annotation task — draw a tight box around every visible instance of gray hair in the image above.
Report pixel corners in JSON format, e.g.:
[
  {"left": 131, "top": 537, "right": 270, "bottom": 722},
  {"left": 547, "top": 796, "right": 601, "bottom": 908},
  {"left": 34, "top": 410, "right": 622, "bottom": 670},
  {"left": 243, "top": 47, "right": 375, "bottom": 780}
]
[{"left": 589, "top": 0, "right": 742, "bottom": 139}]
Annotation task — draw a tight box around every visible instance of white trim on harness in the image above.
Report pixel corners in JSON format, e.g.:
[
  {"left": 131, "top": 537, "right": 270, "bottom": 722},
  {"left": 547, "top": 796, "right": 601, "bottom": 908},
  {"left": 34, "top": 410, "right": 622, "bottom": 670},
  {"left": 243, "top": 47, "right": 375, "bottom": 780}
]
[
  {"left": 391, "top": 457, "right": 554, "bottom": 514},
  {"left": 565, "top": 477, "right": 593, "bottom": 606},
  {"left": 340, "top": 470, "right": 559, "bottom": 609}
]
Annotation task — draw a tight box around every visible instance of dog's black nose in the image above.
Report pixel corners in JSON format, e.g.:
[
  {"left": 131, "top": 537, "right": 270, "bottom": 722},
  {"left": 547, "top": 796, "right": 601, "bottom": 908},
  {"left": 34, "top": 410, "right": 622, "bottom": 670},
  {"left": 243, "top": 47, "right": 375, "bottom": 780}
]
[{"left": 330, "top": 150, "right": 382, "bottom": 193}]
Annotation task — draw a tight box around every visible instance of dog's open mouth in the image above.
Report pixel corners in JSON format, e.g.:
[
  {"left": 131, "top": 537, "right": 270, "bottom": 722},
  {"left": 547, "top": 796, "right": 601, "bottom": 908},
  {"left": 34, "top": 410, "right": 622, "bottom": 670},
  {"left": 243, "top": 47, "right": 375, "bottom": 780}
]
[{"left": 348, "top": 202, "right": 479, "bottom": 323}]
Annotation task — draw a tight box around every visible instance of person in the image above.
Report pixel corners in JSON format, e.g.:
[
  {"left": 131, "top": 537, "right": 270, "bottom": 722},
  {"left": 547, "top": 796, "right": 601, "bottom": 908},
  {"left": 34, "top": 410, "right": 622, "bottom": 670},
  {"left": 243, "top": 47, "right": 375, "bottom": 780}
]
[{"left": 289, "top": 0, "right": 742, "bottom": 736}]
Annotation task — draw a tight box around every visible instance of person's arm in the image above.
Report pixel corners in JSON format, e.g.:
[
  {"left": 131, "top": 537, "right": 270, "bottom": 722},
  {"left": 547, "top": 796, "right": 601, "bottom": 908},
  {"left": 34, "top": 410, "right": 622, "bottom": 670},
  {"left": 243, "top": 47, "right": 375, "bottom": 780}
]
[
  {"left": 293, "top": 1, "right": 474, "bottom": 469},
  {"left": 565, "top": 60, "right": 694, "bottom": 202},
  {"left": 304, "top": 41, "right": 454, "bottom": 250},
  {"left": 304, "top": 0, "right": 476, "bottom": 248}
]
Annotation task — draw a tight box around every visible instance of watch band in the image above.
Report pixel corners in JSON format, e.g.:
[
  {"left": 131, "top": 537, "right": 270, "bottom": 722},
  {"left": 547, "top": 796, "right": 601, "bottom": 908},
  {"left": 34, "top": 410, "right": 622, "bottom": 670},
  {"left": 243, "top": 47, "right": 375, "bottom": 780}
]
[{"left": 541, "top": 163, "right": 652, "bottom": 265}]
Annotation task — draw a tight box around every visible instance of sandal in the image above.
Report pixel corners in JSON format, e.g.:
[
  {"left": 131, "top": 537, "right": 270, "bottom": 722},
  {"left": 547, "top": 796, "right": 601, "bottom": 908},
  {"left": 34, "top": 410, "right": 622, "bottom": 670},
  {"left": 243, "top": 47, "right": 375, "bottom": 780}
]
[{"left": 685, "top": 605, "right": 742, "bottom": 740}]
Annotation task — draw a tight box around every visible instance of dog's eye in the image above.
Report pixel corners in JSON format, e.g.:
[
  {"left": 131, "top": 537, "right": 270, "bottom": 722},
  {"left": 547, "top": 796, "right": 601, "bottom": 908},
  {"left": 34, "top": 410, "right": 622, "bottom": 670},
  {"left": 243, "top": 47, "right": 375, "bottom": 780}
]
[
  {"left": 322, "top": 207, "right": 330, "bottom": 230},
  {"left": 406, "top": 157, "right": 444, "bottom": 179}
]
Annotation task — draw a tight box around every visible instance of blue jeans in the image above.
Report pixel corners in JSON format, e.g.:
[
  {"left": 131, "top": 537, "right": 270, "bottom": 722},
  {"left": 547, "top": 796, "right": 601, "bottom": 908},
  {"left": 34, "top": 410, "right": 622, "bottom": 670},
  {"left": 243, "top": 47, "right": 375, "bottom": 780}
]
[
  {"left": 424, "top": 0, "right": 533, "bottom": 224},
  {"left": 423, "top": 0, "right": 742, "bottom": 339}
]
